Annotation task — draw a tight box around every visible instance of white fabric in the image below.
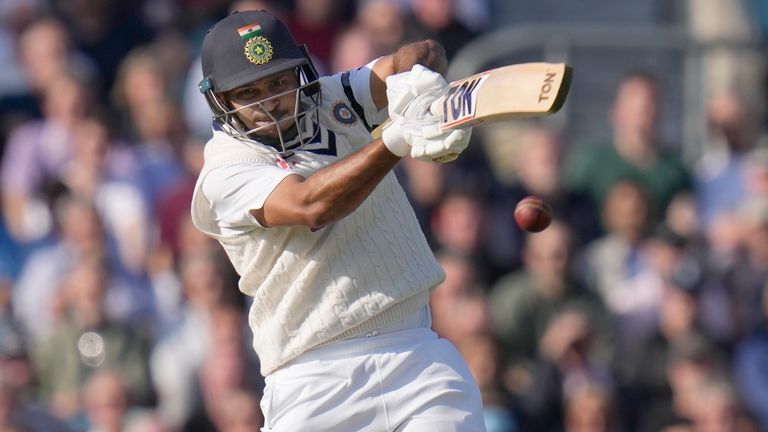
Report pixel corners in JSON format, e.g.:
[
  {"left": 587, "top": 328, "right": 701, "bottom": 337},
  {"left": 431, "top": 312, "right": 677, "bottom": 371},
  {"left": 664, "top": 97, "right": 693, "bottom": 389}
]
[
  {"left": 202, "top": 162, "right": 294, "bottom": 234},
  {"left": 261, "top": 324, "right": 486, "bottom": 431},
  {"left": 191, "top": 69, "right": 444, "bottom": 375},
  {"left": 351, "top": 58, "right": 391, "bottom": 128}
]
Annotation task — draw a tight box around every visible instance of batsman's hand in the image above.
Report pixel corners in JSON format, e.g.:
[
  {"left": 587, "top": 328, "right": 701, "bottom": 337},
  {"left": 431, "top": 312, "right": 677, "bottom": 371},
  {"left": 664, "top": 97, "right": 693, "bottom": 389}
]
[
  {"left": 409, "top": 126, "right": 471, "bottom": 163},
  {"left": 381, "top": 64, "right": 471, "bottom": 163}
]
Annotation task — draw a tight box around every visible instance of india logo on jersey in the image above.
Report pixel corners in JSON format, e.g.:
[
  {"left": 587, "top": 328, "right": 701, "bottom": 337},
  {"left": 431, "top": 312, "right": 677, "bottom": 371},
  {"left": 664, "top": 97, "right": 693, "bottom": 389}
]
[{"left": 332, "top": 101, "right": 357, "bottom": 125}]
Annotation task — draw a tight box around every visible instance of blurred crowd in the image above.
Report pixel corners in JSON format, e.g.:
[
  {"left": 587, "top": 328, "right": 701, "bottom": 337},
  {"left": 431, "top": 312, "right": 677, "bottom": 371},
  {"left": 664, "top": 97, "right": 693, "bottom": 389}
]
[{"left": 0, "top": 0, "right": 767, "bottom": 431}]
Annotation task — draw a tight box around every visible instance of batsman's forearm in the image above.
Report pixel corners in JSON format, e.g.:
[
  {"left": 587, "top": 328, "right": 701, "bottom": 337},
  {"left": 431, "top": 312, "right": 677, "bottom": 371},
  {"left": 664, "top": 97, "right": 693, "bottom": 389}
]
[{"left": 301, "top": 140, "right": 400, "bottom": 227}]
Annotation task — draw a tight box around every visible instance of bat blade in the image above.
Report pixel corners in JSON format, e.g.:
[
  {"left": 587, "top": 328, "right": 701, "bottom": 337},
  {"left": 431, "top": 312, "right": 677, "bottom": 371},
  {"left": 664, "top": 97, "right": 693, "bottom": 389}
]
[
  {"left": 372, "top": 62, "right": 572, "bottom": 138},
  {"left": 433, "top": 62, "right": 572, "bottom": 130}
]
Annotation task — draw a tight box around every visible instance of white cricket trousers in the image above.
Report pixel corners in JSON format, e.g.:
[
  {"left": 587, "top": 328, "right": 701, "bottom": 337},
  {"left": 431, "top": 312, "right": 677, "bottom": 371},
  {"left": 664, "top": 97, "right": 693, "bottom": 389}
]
[{"left": 260, "top": 308, "right": 486, "bottom": 431}]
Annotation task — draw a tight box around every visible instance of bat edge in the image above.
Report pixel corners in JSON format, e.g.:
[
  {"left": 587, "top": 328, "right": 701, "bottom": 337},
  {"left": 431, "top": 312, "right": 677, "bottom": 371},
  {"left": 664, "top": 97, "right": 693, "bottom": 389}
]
[{"left": 547, "top": 64, "right": 573, "bottom": 113}]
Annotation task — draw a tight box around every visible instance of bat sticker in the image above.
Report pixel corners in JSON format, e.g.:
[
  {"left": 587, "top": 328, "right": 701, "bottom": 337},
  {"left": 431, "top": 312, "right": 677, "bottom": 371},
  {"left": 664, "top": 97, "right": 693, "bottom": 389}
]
[{"left": 440, "top": 72, "right": 490, "bottom": 128}]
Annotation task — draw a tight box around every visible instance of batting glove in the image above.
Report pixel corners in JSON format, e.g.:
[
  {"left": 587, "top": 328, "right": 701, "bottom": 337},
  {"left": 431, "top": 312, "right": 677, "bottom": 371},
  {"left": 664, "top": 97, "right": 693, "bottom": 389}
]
[
  {"left": 381, "top": 65, "right": 472, "bottom": 163},
  {"left": 409, "top": 125, "right": 472, "bottom": 163},
  {"left": 381, "top": 65, "right": 448, "bottom": 157}
]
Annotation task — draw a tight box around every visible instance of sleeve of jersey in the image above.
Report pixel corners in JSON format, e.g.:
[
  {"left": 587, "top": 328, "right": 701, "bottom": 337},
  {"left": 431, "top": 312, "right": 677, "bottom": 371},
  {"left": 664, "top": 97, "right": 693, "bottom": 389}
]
[
  {"left": 339, "top": 58, "right": 389, "bottom": 131},
  {"left": 201, "top": 163, "right": 295, "bottom": 232}
]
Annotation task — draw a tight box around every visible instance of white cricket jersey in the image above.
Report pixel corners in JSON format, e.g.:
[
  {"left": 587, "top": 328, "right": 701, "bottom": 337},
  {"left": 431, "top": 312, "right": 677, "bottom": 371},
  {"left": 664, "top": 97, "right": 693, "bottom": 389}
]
[{"left": 191, "top": 61, "right": 445, "bottom": 375}]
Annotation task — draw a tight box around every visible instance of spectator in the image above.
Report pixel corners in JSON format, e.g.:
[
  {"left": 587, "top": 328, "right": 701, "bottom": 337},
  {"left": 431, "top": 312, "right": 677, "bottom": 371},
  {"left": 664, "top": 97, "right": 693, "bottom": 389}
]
[
  {"left": 1, "top": 15, "right": 96, "bottom": 133},
  {"left": 430, "top": 189, "right": 497, "bottom": 283},
  {"left": 693, "top": 91, "right": 757, "bottom": 229},
  {"left": 565, "top": 71, "right": 691, "bottom": 222},
  {"left": 605, "top": 224, "right": 693, "bottom": 348},
  {"left": 14, "top": 192, "right": 155, "bottom": 335},
  {"left": 719, "top": 198, "right": 768, "bottom": 339},
  {"left": 207, "top": 389, "right": 264, "bottom": 432},
  {"left": 1, "top": 71, "right": 91, "bottom": 243},
  {"left": 733, "top": 283, "right": 768, "bottom": 430},
  {"left": 403, "top": 0, "right": 478, "bottom": 59},
  {"left": 64, "top": 114, "right": 150, "bottom": 277},
  {"left": 328, "top": 26, "right": 377, "bottom": 74},
  {"left": 149, "top": 29, "right": 193, "bottom": 101},
  {"left": 286, "top": 0, "right": 345, "bottom": 71},
  {"left": 150, "top": 252, "right": 234, "bottom": 429},
  {"left": 0, "top": 0, "right": 40, "bottom": 106},
  {"left": 51, "top": 0, "right": 154, "bottom": 93},
  {"left": 430, "top": 251, "right": 491, "bottom": 346},
  {"left": 153, "top": 136, "right": 207, "bottom": 260},
  {"left": 457, "top": 333, "right": 519, "bottom": 432},
  {"left": 687, "top": 375, "right": 757, "bottom": 432},
  {"left": 79, "top": 370, "right": 131, "bottom": 432},
  {"left": 356, "top": 0, "right": 406, "bottom": 57},
  {"left": 485, "top": 124, "right": 600, "bottom": 275},
  {"left": 12, "top": 195, "right": 105, "bottom": 340},
  {"left": 15, "top": 17, "right": 96, "bottom": 98},
  {"left": 656, "top": 344, "right": 761, "bottom": 432},
  {"left": 686, "top": 0, "right": 764, "bottom": 104},
  {"left": 183, "top": 302, "right": 260, "bottom": 432},
  {"left": 488, "top": 221, "right": 614, "bottom": 404},
  {"left": 620, "top": 267, "right": 720, "bottom": 432},
  {"left": 0, "top": 323, "right": 71, "bottom": 431},
  {"left": 520, "top": 309, "right": 615, "bottom": 431},
  {"left": 563, "top": 378, "right": 621, "bottom": 432},
  {"left": 110, "top": 46, "right": 186, "bottom": 211},
  {"left": 575, "top": 180, "right": 652, "bottom": 317},
  {"left": 32, "top": 252, "right": 154, "bottom": 420}
]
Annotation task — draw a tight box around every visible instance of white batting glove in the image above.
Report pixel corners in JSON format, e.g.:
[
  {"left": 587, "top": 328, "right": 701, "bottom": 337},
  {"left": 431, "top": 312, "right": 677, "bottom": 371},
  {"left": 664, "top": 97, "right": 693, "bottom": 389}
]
[
  {"left": 381, "top": 65, "right": 448, "bottom": 157},
  {"left": 386, "top": 64, "right": 448, "bottom": 120},
  {"left": 380, "top": 65, "right": 472, "bottom": 163},
  {"left": 409, "top": 126, "right": 472, "bottom": 163}
]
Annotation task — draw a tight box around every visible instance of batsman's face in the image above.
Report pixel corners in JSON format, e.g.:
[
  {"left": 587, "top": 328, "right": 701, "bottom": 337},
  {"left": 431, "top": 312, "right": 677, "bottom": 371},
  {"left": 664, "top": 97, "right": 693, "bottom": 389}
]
[{"left": 224, "top": 69, "right": 299, "bottom": 139}]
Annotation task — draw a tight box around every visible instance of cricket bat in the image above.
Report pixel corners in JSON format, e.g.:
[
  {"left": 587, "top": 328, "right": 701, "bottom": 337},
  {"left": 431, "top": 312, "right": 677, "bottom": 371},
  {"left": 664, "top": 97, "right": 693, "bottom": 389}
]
[{"left": 372, "top": 62, "right": 572, "bottom": 139}]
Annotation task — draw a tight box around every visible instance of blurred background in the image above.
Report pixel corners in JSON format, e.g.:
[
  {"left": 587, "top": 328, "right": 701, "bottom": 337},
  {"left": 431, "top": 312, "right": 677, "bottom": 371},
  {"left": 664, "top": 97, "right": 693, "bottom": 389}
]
[{"left": 0, "top": 0, "right": 767, "bottom": 431}]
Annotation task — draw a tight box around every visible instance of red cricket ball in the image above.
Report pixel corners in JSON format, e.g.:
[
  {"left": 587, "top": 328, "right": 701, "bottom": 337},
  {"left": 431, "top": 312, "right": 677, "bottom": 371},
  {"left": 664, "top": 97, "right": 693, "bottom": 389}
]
[{"left": 514, "top": 196, "right": 553, "bottom": 233}]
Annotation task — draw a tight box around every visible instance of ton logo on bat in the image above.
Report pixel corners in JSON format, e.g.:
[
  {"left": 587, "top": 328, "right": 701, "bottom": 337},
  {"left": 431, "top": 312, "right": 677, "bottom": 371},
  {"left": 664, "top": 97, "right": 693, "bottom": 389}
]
[
  {"left": 538, "top": 71, "right": 556, "bottom": 102},
  {"left": 442, "top": 77, "right": 483, "bottom": 123}
]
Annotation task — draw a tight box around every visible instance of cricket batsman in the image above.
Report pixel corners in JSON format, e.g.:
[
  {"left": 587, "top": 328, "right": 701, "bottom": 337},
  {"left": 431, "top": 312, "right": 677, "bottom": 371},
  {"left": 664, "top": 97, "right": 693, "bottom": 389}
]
[{"left": 191, "top": 9, "right": 485, "bottom": 431}]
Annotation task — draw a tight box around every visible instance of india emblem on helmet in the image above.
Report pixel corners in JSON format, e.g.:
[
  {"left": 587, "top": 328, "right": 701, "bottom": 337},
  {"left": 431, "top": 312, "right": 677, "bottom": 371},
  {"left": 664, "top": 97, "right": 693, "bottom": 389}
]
[{"left": 244, "top": 36, "right": 273, "bottom": 65}]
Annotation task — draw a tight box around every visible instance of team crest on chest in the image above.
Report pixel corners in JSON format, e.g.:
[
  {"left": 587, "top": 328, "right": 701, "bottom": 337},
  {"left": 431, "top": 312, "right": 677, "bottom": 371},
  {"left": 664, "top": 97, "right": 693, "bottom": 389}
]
[
  {"left": 244, "top": 36, "right": 273, "bottom": 65},
  {"left": 331, "top": 101, "right": 357, "bottom": 125}
]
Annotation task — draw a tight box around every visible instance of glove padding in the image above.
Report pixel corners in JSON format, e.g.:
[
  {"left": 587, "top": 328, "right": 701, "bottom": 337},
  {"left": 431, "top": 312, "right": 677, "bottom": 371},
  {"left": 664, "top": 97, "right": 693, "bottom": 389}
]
[
  {"left": 381, "top": 65, "right": 448, "bottom": 157},
  {"left": 381, "top": 65, "right": 472, "bottom": 162},
  {"left": 409, "top": 125, "right": 471, "bottom": 163}
]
